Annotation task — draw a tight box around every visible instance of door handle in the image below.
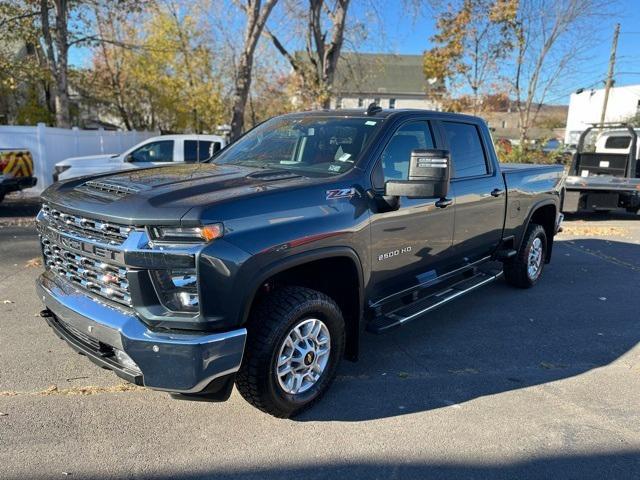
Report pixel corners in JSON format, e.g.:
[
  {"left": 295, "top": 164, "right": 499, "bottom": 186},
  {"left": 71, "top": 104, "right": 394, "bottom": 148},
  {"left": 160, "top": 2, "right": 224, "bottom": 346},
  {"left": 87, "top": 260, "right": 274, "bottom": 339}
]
[
  {"left": 435, "top": 198, "right": 453, "bottom": 208},
  {"left": 490, "top": 188, "right": 504, "bottom": 197}
]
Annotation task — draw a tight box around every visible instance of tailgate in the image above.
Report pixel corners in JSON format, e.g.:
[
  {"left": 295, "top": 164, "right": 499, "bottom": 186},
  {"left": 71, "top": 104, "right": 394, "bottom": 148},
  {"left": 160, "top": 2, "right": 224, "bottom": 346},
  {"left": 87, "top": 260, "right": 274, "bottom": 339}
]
[{"left": 573, "top": 152, "right": 629, "bottom": 178}]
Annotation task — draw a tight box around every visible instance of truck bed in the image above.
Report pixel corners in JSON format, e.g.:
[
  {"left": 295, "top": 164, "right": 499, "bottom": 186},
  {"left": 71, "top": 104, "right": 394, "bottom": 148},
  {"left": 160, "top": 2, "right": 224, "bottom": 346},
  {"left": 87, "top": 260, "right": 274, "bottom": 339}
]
[{"left": 500, "top": 163, "right": 565, "bottom": 246}]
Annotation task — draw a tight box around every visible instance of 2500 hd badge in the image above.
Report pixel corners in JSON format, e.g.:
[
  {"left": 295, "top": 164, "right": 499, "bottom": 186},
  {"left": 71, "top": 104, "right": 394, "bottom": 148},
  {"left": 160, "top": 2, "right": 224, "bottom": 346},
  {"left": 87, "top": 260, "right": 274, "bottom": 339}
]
[{"left": 378, "top": 246, "right": 412, "bottom": 261}]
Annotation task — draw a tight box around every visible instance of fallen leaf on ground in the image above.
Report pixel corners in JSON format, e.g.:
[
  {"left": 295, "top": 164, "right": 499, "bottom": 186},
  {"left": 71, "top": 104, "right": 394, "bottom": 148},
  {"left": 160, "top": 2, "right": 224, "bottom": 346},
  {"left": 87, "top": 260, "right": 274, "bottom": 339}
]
[
  {"left": 25, "top": 258, "right": 42, "bottom": 267},
  {"left": 560, "top": 225, "right": 629, "bottom": 237},
  {"left": 3, "top": 300, "right": 14, "bottom": 304}
]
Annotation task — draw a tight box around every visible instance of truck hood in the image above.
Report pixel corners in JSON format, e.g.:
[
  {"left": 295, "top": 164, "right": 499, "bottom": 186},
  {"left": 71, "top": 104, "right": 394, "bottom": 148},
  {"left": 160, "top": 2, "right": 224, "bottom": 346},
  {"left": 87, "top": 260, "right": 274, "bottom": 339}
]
[
  {"left": 41, "top": 163, "right": 316, "bottom": 225},
  {"left": 57, "top": 154, "right": 121, "bottom": 166}
]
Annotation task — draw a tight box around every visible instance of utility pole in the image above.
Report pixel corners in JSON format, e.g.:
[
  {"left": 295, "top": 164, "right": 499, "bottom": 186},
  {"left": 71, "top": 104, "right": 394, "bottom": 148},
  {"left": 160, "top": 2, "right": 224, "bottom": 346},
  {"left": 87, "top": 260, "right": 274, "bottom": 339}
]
[{"left": 599, "top": 23, "right": 620, "bottom": 126}]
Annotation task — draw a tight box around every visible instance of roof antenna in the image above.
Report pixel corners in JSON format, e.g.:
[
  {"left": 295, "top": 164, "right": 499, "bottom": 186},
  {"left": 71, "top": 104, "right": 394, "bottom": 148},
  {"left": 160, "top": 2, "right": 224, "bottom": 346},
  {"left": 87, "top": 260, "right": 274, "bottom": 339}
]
[{"left": 366, "top": 102, "right": 382, "bottom": 116}]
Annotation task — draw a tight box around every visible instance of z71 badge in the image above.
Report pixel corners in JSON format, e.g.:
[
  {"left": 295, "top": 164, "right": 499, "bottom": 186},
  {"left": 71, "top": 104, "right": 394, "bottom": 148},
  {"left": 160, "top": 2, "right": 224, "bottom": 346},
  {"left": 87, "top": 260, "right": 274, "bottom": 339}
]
[{"left": 326, "top": 188, "right": 355, "bottom": 200}]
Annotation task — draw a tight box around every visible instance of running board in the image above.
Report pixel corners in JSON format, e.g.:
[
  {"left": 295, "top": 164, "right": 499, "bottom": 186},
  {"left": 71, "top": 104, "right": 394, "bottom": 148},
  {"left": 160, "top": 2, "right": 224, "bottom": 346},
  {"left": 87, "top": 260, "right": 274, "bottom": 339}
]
[{"left": 367, "top": 270, "right": 503, "bottom": 334}]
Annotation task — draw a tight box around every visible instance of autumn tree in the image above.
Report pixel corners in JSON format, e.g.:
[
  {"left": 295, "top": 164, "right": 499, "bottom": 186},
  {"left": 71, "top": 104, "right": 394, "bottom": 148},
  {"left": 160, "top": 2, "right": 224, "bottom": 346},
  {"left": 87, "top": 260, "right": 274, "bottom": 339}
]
[
  {"left": 82, "top": 1, "right": 225, "bottom": 133},
  {"left": 230, "top": 0, "right": 279, "bottom": 140},
  {"left": 0, "top": 1, "right": 53, "bottom": 124},
  {"left": 264, "top": 0, "right": 350, "bottom": 109},
  {"left": 423, "top": 0, "right": 518, "bottom": 113},
  {"left": 510, "top": 0, "right": 608, "bottom": 145}
]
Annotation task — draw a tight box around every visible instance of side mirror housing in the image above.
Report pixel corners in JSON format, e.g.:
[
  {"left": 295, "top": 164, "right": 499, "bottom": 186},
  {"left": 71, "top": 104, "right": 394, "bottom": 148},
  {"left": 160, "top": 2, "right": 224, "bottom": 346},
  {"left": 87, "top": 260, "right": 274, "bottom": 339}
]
[
  {"left": 124, "top": 154, "right": 133, "bottom": 163},
  {"left": 385, "top": 149, "right": 451, "bottom": 198}
]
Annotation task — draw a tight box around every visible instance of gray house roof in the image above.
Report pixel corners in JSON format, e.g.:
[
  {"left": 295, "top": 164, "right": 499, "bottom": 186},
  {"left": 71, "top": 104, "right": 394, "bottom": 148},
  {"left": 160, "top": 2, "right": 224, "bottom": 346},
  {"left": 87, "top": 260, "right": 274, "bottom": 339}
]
[{"left": 333, "top": 53, "right": 441, "bottom": 97}]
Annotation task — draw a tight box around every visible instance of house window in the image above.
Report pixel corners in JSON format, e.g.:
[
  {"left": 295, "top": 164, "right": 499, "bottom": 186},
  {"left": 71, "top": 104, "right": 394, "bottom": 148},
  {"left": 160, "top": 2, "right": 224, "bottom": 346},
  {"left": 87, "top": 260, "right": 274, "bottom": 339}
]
[
  {"left": 357, "top": 98, "right": 364, "bottom": 108},
  {"left": 389, "top": 98, "right": 396, "bottom": 109}
]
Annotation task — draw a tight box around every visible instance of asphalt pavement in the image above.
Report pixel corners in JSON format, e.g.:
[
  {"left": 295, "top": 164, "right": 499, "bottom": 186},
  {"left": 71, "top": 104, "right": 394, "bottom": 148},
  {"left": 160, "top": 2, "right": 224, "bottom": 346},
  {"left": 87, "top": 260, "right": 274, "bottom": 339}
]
[{"left": 1, "top": 200, "right": 639, "bottom": 479}]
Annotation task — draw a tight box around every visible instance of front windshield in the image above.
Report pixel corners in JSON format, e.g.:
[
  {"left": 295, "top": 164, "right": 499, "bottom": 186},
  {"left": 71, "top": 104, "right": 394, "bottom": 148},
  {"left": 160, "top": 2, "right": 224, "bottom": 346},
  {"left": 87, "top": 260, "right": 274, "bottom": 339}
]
[{"left": 212, "top": 116, "right": 382, "bottom": 176}]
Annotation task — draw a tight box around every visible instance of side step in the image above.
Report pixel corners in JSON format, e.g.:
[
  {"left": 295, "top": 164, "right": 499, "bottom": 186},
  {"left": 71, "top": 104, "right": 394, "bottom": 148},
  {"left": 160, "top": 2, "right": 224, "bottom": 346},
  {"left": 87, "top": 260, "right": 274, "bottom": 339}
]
[{"left": 367, "top": 270, "right": 503, "bottom": 334}]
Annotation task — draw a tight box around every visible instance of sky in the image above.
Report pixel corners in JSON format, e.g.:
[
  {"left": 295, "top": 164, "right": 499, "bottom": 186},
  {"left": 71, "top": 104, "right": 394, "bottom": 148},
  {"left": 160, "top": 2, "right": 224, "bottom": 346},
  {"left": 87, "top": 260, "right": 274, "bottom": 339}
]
[{"left": 69, "top": 0, "right": 640, "bottom": 106}]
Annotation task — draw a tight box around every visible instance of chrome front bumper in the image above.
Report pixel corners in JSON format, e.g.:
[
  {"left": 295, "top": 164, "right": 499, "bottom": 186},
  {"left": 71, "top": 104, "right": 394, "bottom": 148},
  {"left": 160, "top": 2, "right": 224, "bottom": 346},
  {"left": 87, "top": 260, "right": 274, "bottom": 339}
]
[{"left": 37, "top": 271, "right": 246, "bottom": 393}]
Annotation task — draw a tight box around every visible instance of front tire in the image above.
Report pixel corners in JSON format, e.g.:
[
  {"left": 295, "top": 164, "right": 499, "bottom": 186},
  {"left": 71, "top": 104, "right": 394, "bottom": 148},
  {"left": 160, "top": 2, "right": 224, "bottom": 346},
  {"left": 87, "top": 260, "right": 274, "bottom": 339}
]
[
  {"left": 236, "top": 286, "right": 345, "bottom": 418},
  {"left": 504, "top": 223, "right": 547, "bottom": 288}
]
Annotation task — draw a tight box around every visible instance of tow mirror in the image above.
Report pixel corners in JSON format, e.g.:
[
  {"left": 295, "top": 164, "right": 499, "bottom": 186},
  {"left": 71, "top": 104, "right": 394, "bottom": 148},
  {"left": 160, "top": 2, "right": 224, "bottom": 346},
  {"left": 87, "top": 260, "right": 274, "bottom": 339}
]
[{"left": 385, "top": 149, "right": 451, "bottom": 198}]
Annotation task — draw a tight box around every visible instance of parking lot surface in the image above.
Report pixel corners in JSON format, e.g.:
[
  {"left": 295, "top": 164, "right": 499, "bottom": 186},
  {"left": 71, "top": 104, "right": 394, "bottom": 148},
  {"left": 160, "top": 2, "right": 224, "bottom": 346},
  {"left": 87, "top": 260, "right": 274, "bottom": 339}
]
[{"left": 1, "top": 199, "right": 639, "bottom": 479}]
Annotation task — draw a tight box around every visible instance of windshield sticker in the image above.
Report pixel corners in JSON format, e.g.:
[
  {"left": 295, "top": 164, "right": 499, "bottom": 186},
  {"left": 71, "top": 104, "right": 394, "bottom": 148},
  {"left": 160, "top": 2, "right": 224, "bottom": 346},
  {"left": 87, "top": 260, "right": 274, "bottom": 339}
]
[
  {"left": 326, "top": 188, "right": 355, "bottom": 200},
  {"left": 308, "top": 127, "right": 315, "bottom": 136},
  {"left": 328, "top": 164, "right": 342, "bottom": 172},
  {"left": 365, "top": 121, "right": 377, "bottom": 126},
  {"left": 338, "top": 153, "right": 351, "bottom": 162}
]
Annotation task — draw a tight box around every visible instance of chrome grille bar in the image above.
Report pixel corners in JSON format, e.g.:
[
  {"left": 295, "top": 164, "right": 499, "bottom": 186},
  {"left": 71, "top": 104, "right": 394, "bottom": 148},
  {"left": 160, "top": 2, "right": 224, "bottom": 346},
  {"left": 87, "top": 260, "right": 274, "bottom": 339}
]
[
  {"left": 41, "top": 236, "right": 132, "bottom": 306},
  {"left": 41, "top": 203, "right": 132, "bottom": 245}
]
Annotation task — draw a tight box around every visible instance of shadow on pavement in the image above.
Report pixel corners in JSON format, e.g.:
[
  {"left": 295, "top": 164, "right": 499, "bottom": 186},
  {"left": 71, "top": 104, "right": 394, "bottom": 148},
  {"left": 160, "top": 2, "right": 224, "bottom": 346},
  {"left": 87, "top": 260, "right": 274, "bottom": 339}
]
[
  {"left": 0, "top": 193, "right": 40, "bottom": 220},
  {"left": 564, "top": 210, "right": 639, "bottom": 222},
  {"left": 94, "top": 451, "right": 640, "bottom": 480},
  {"left": 292, "top": 238, "right": 640, "bottom": 422}
]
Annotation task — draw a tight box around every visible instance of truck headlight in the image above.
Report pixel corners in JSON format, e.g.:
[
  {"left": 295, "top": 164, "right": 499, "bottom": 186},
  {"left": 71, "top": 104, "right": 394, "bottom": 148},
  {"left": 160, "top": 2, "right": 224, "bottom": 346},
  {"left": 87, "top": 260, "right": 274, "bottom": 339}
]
[
  {"left": 151, "top": 269, "right": 199, "bottom": 312},
  {"left": 150, "top": 224, "right": 223, "bottom": 243}
]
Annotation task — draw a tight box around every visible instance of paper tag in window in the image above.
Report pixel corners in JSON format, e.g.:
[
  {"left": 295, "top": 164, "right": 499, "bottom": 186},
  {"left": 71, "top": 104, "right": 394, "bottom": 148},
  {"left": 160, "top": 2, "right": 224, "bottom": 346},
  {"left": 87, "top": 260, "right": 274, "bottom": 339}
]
[
  {"left": 599, "top": 160, "right": 610, "bottom": 168},
  {"left": 365, "top": 121, "right": 377, "bottom": 126},
  {"left": 338, "top": 153, "right": 351, "bottom": 162},
  {"left": 581, "top": 169, "right": 590, "bottom": 177}
]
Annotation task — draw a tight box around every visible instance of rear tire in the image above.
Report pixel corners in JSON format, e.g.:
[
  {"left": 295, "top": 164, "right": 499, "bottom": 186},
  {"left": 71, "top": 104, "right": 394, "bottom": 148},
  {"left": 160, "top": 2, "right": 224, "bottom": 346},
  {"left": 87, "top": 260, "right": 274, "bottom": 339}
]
[
  {"left": 236, "top": 286, "right": 345, "bottom": 418},
  {"left": 504, "top": 223, "right": 547, "bottom": 289}
]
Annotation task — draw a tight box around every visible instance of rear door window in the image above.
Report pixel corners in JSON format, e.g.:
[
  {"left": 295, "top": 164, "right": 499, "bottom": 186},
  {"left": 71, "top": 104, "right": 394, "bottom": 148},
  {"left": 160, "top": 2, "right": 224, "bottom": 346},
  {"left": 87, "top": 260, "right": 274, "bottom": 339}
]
[
  {"left": 184, "top": 141, "right": 215, "bottom": 163},
  {"left": 442, "top": 122, "right": 488, "bottom": 178}
]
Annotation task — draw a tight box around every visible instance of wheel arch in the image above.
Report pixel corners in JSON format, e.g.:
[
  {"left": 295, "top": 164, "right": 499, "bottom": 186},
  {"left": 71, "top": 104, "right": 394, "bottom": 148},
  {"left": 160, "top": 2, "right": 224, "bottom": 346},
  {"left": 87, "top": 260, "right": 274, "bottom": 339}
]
[
  {"left": 520, "top": 200, "right": 558, "bottom": 262},
  {"left": 240, "top": 247, "right": 365, "bottom": 361}
]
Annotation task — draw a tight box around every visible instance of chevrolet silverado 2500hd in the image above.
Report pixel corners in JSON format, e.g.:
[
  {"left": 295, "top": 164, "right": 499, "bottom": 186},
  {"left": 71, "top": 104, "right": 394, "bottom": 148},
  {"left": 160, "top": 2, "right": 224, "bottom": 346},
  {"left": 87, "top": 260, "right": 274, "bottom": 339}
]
[{"left": 36, "top": 108, "right": 564, "bottom": 418}]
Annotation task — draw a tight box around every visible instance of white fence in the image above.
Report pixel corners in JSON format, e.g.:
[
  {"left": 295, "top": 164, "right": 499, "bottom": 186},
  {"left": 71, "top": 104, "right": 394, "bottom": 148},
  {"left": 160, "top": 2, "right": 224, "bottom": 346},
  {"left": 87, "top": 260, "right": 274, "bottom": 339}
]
[{"left": 0, "top": 123, "right": 157, "bottom": 194}]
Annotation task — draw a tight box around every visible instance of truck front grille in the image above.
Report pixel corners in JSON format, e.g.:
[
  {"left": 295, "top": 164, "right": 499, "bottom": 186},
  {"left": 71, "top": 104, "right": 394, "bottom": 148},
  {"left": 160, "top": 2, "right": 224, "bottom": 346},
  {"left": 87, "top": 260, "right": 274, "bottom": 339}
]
[
  {"left": 41, "top": 203, "right": 132, "bottom": 245},
  {"left": 41, "top": 236, "right": 131, "bottom": 306}
]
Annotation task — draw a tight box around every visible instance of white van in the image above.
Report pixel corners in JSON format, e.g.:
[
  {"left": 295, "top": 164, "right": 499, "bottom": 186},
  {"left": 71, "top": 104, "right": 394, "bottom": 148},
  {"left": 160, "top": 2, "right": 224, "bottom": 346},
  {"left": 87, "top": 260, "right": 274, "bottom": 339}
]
[{"left": 53, "top": 134, "right": 227, "bottom": 182}]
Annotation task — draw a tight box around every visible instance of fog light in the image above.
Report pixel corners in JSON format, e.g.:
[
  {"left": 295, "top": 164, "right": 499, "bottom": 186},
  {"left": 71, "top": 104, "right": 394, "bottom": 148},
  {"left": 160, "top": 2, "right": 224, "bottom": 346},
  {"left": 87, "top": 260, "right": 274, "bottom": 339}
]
[
  {"left": 177, "top": 291, "right": 199, "bottom": 308},
  {"left": 150, "top": 269, "right": 199, "bottom": 313},
  {"left": 114, "top": 349, "right": 141, "bottom": 373}
]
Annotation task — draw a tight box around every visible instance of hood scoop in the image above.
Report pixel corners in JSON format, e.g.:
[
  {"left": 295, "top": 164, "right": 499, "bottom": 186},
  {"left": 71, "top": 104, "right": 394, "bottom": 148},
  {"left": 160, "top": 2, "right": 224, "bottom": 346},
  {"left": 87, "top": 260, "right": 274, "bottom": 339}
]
[
  {"left": 246, "top": 170, "right": 301, "bottom": 182},
  {"left": 76, "top": 179, "right": 148, "bottom": 200}
]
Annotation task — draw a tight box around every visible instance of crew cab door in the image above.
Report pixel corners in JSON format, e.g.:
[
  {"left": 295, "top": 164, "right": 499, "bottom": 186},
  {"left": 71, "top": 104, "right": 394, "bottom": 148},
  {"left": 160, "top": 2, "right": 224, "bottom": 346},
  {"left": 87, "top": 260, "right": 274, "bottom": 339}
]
[
  {"left": 369, "top": 120, "right": 455, "bottom": 299},
  {"left": 438, "top": 120, "right": 505, "bottom": 264}
]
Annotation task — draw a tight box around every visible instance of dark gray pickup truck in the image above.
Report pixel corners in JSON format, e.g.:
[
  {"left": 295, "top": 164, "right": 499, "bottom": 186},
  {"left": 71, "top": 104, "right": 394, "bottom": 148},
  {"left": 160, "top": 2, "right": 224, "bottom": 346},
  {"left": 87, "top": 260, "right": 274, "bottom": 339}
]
[{"left": 36, "top": 108, "right": 564, "bottom": 417}]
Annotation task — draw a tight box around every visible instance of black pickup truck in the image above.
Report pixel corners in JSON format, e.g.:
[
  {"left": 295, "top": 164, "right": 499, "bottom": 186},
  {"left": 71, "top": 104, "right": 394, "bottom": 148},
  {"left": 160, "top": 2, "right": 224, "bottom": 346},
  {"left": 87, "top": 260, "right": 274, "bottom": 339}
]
[{"left": 36, "top": 108, "right": 564, "bottom": 417}]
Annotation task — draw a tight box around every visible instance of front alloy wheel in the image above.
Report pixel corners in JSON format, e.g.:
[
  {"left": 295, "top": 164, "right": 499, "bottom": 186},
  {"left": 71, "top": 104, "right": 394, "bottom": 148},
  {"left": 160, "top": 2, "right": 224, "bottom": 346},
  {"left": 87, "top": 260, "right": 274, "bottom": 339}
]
[
  {"left": 236, "top": 286, "right": 345, "bottom": 418},
  {"left": 276, "top": 318, "right": 331, "bottom": 395}
]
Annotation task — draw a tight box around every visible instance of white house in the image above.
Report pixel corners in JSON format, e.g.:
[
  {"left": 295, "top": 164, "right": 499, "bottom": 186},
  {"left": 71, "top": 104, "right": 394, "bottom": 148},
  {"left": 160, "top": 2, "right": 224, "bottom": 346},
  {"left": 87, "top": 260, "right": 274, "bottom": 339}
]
[
  {"left": 565, "top": 84, "right": 640, "bottom": 145},
  {"left": 329, "top": 53, "right": 442, "bottom": 111}
]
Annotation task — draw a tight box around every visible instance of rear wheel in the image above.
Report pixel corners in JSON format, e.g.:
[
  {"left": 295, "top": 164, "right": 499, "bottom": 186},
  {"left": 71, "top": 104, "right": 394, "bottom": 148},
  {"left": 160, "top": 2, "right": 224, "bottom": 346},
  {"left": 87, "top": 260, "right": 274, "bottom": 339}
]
[
  {"left": 504, "top": 223, "right": 547, "bottom": 288},
  {"left": 236, "top": 286, "right": 345, "bottom": 418}
]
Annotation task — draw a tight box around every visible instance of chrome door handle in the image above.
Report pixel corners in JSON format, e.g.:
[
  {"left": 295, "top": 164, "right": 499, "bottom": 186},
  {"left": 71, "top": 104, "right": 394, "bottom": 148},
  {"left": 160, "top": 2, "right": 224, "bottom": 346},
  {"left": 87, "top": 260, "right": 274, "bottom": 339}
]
[{"left": 435, "top": 198, "right": 453, "bottom": 208}]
